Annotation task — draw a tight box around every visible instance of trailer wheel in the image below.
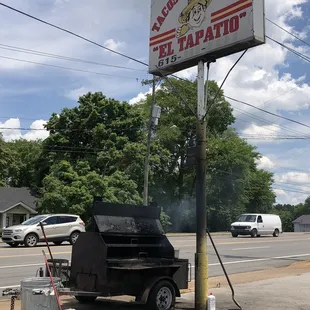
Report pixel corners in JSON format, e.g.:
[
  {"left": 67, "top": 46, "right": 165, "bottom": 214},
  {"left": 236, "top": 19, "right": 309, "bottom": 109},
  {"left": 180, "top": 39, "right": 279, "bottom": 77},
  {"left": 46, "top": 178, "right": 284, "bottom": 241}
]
[
  {"left": 75, "top": 296, "right": 97, "bottom": 303},
  {"left": 147, "top": 280, "right": 176, "bottom": 310}
]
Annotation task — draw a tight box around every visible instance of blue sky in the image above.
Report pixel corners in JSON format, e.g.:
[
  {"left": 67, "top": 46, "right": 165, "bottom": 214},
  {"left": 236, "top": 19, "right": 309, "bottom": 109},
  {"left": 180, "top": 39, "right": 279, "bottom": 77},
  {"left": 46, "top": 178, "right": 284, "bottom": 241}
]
[{"left": 0, "top": 0, "right": 309, "bottom": 205}]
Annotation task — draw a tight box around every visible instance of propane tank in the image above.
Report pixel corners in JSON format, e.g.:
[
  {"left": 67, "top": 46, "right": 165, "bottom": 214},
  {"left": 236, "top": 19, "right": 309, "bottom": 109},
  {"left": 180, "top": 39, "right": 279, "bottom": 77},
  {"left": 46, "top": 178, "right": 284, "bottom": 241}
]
[{"left": 208, "top": 292, "right": 216, "bottom": 310}]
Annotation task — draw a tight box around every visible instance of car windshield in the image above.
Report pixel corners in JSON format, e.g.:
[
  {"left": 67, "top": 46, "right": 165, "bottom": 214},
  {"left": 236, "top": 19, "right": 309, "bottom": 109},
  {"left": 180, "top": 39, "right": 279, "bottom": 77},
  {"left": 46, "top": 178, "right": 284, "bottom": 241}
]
[
  {"left": 21, "top": 215, "right": 47, "bottom": 226},
  {"left": 237, "top": 215, "right": 257, "bottom": 222}
]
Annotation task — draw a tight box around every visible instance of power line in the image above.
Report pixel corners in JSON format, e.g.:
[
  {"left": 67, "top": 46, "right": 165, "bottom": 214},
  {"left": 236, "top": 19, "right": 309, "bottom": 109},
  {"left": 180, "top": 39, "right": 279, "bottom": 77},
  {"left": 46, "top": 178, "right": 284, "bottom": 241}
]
[
  {"left": 234, "top": 87, "right": 298, "bottom": 119},
  {"left": 232, "top": 105, "right": 308, "bottom": 137},
  {"left": 267, "top": 35, "right": 310, "bottom": 63},
  {"left": 0, "top": 43, "right": 146, "bottom": 72},
  {"left": 204, "top": 49, "right": 248, "bottom": 118},
  {"left": 266, "top": 18, "right": 310, "bottom": 49},
  {"left": 0, "top": 2, "right": 148, "bottom": 67},
  {"left": 226, "top": 96, "right": 310, "bottom": 130},
  {"left": 0, "top": 55, "right": 141, "bottom": 80}
]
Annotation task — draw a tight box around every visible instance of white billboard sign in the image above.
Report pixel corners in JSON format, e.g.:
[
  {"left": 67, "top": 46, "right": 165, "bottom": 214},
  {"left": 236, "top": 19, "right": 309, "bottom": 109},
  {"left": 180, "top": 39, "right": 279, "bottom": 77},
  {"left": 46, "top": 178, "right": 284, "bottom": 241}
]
[{"left": 149, "top": 0, "right": 265, "bottom": 76}]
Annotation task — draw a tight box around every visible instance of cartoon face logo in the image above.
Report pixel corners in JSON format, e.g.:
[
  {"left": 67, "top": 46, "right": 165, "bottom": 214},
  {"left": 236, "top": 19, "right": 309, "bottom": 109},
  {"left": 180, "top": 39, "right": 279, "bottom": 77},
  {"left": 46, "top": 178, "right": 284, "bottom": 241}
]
[
  {"left": 188, "top": 3, "right": 206, "bottom": 27},
  {"left": 177, "top": 0, "right": 212, "bottom": 38}
]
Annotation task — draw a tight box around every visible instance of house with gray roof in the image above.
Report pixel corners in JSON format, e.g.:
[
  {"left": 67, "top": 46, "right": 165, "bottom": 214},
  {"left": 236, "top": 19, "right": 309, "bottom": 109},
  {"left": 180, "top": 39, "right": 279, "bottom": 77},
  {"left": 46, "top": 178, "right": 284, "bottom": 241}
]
[
  {"left": 292, "top": 215, "right": 310, "bottom": 232},
  {"left": 0, "top": 187, "right": 38, "bottom": 229}
]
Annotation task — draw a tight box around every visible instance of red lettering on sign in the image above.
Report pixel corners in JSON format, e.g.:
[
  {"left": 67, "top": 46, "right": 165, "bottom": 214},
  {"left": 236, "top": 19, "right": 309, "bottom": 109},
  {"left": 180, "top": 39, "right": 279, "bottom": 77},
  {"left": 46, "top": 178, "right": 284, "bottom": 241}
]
[
  {"left": 178, "top": 36, "right": 187, "bottom": 52},
  {"left": 203, "top": 26, "right": 214, "bottom": 42},
  {"left": 185, "top": 34, "right": 195, "bottom": 49},
  {"left": 195, "top": 30, "right": 204, "bottom": 46},
  {"left": 230, "top": 16, "right": 239, "bottom": 32},
  {"left": 151, "top": 0, "right": 179, "bottom": 32},
  {"left": 157, "top": 15, "right": 165, "bottom": 26},
  {"left": 177, "top": 14, "right": 241, "bottom": 53},
  {"left": 213, "top": 21, "right": 223, "bottom": 39},
  {"left": 161, "top": 7, "right": 168, "bottom": 17},
  {"left": 223, "top": 19, "right": 230, "bottom": 36},
  {"left": 158, "top": 42, "right": 175, "bottom": 59}
]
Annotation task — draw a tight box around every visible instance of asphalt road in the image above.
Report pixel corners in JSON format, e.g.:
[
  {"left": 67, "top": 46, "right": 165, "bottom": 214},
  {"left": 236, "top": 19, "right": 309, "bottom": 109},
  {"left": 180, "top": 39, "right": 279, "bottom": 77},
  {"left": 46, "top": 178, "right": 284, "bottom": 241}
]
[{"left": 1, "top": 232, "right": 310, "bottom": 292}]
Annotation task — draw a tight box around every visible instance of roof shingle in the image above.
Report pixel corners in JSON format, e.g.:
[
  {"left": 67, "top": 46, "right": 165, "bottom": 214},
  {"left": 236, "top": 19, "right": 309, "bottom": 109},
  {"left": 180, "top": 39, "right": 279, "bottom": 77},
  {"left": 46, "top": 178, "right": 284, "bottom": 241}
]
[
  {"left": 0, "top": 187, "right": 37, "bottom": 212},
  {"left": 293, "top": 215, "right": 310, "bottom": 224}
]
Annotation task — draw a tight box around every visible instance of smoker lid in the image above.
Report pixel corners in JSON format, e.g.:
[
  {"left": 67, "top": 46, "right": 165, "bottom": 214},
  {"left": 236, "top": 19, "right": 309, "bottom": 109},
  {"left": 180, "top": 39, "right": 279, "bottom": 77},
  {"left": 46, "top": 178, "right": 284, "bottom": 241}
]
[{"left": 92, "top": 201, "right": 165, "bottom": 235}]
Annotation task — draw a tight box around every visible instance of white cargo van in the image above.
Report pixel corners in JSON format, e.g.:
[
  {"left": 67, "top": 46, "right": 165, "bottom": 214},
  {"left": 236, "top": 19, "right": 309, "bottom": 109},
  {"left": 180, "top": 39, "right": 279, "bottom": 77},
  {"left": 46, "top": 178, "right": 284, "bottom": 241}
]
[{"left": 230, "top": 213, "right": 282, "bottom": 238}]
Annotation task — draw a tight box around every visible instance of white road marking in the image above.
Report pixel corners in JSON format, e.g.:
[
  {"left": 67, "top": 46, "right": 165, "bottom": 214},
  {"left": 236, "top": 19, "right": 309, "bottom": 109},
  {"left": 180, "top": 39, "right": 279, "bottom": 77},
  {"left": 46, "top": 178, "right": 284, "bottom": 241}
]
[
  {"left": 1, "top": 253, "right": 310, "bottom": 290},
  {"left": 232, "top": 246, "right": 270, "bottom": 251},
  {"left": 0, "top": 285, "right": 20, "bottom": 289},
  {"left": 188, "top": 253, "right": 310, "bottom": 268},
  {"left": 0, "top": 263, "right": 43, "bottom": 269}
]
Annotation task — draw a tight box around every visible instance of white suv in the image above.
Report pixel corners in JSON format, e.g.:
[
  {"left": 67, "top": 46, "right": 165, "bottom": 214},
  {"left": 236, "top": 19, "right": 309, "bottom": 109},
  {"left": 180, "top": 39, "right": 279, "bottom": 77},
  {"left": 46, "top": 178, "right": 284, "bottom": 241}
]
[{"left": 1, "top": 214, "right": 86, "bottom": 247}]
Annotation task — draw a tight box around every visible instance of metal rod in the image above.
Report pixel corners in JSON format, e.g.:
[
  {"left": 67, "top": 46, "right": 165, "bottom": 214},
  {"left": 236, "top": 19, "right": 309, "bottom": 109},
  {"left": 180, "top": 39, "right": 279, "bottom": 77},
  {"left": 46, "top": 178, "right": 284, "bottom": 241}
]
[
  {"left": 143, "top": 76, "right": 156, "bottom": 206},
  {"left": 195, "top": 60, "right": 208, "bottom": 310},
  {"left": 39, "top": 222, "right": 58, "bottom": 277},
  {"left": 42, "top": 250, "right": 62, "bottom": 310}
]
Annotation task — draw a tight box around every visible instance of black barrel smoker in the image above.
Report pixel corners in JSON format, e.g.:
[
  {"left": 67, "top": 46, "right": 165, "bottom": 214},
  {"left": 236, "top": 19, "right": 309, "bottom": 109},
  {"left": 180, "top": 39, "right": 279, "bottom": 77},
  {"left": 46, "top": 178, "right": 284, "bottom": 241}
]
[{"left": 59, "top": 199, "right": 190, "bottom": 310}]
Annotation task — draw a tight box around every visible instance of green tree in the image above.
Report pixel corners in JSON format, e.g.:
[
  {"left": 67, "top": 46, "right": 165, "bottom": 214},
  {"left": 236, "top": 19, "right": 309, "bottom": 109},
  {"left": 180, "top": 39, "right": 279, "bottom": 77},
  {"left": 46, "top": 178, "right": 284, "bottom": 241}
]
[
  {"left": 5, "top": 139, "right": 43, "bottom": 189},
  {"left": 0, "top": 134, "right": 9, "bottom": 186},
  {"left": 136, "top": 78, "right": 235, "bottom": 205},
  {"left": 206, "top": 130, "right": 265, "bottom": 231},
  {"left": 245, "top": 168, "right": 276, "bottom": 214},
  {"left": 38, "top": 160, "right": 143, "bottom": 225},
  {"left": 37, "top": 92, "right": 170, "bottom": 197}
]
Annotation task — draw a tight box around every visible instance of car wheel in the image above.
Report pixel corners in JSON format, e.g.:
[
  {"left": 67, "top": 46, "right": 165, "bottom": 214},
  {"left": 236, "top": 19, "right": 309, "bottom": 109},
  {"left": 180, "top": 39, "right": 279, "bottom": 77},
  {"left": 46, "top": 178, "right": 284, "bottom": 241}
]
[
  {"left": 75, "top": 296, "right": 97, "bottom": 303},
  {"left": 251, "top": 229, "right": 258, "bottom": 238},
  {"left": 8, "top": 242, "right": 20, "bottom": 247},
  {"left": 24, "top": 233, "right": 38, "bottom": 247},
  {"left": 273, "top": 229, "right": 280, "bottom": 237},
  {"left": 69, "top": 231, "right": 80, "bottom": 245},
  {"left": 231, "top": 233, "right": 238, "bottom": 238},
  {"left": 147, "top": 280, "right": 176, "bottom": 310},
  {"left": 53, "top": 241, "right": 63, "bottom": 246}
]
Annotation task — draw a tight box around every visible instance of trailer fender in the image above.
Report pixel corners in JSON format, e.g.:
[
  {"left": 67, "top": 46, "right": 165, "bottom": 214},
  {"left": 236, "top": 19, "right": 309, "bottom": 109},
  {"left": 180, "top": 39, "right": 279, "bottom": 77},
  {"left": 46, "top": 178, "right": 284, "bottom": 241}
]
[{"left": 139, "top": 276, "right": 180, "bottom": 304}]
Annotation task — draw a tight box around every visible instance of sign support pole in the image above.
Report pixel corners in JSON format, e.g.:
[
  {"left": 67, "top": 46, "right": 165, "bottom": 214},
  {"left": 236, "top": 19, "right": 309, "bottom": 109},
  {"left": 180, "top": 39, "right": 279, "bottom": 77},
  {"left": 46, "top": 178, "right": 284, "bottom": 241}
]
[
  {"left": 195, "top": 59, "right": 211, "bottom": 310},
  {"left": 143, "top": 76, "right": 156, "bottom": 206}
]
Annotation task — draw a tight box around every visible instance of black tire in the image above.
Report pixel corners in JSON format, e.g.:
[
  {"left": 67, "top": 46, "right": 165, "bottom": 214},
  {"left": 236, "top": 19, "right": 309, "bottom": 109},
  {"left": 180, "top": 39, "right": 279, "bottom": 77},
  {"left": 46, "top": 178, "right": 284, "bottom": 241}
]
[
  {"left": 53, "top": 241, "right": 63, "bottom": 246},
  {"left": 251, "top": 229, "right": 258, "bottom": 238},
  {"left": 24, "top": 233, "right": 38, "bottom": 247},
  {"left": 69, "top": 231, "right": 80, "bottom": 245},
  {"left": 147, "top": 280, "right": 176, "bottom": 310},
  {"left": 8, "top": 242, "right": 19, "bottom": 247},
  {"left": 273, "top": 229, "right": 280, "bottom": 237},
  {"left": 75, "top": 296, "right": 97, "bottom": 303},
  {"left": 257, "top": 235, "right": 261, "bottom": 237},
  {"left": 231, "top": 233, "right": 238, "bottom": 238}
]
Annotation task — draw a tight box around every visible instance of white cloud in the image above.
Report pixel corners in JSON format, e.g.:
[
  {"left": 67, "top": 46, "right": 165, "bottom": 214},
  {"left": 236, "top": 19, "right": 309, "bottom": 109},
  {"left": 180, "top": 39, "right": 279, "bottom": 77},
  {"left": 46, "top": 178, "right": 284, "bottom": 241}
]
[
  {"left": 129, "top": 86, "right": 157, "bottom": 105},
  {"left": 104, "top": 39, "right": 126, "bottom": 54},
  {"left": 0, "top": 118, "right": 49, "bottom": 141},
  {"left": 242, "top": 124, "right": 282, "bottom": 136},
  {"left": 274, "top": 187, "right": 308, "bottom": 205},
  {"left": 257, "top": 156, "right": 276, "bottom": 170},
  {"left": 276, "top": 172, "right": 310, "bottom": 184},
  {"left": 65, "top": 87, "right": 89, "bottom": 101}
]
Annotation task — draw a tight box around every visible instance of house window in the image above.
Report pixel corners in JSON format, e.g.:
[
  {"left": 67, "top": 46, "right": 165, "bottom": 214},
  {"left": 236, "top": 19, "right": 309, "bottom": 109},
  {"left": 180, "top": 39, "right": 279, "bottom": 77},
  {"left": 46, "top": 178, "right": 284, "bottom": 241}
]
[{"left": 6, "top": 217, "right": 9, "bottom": 227}]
